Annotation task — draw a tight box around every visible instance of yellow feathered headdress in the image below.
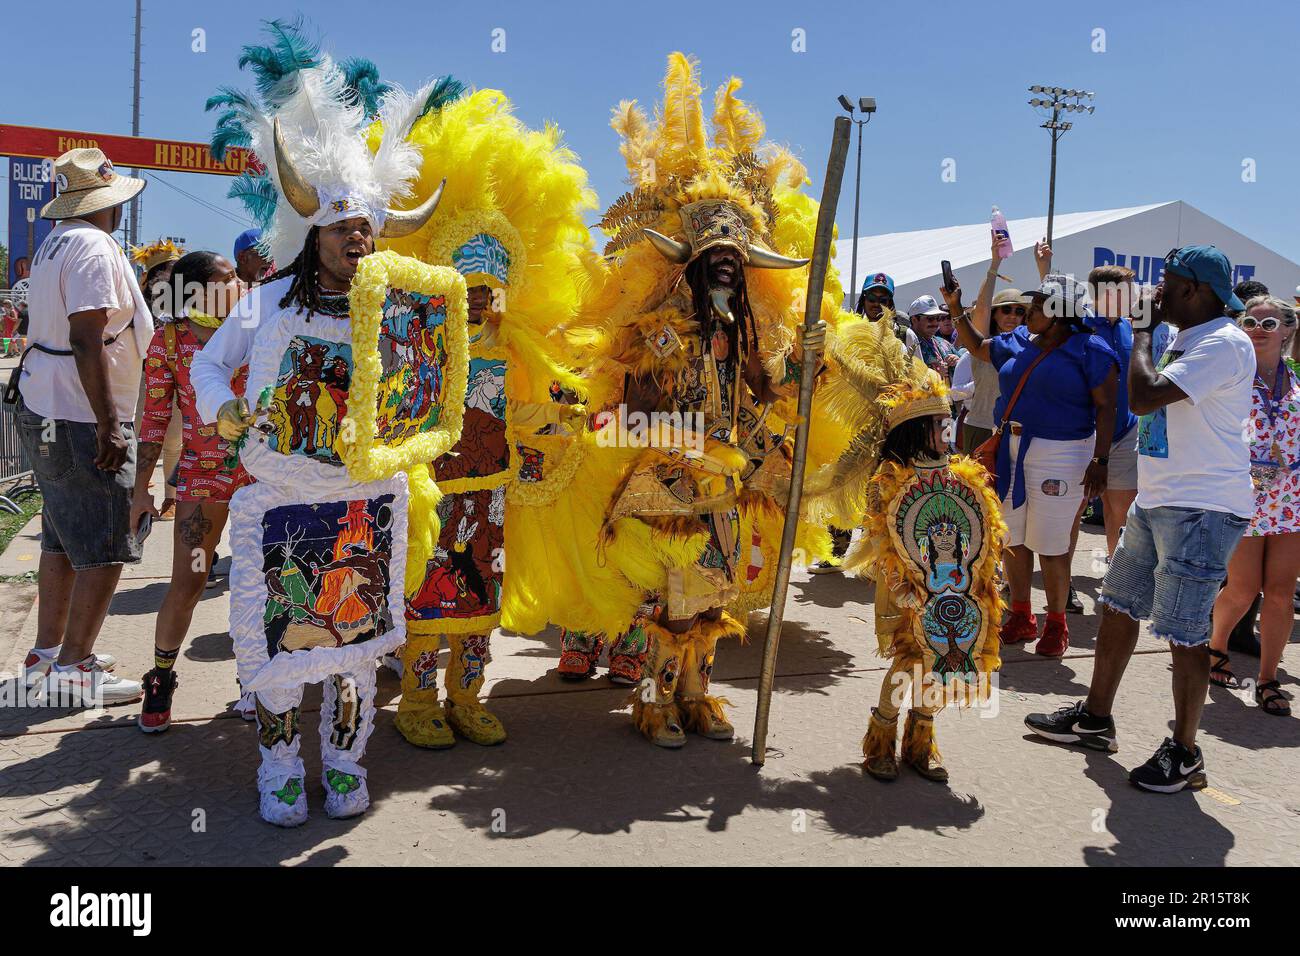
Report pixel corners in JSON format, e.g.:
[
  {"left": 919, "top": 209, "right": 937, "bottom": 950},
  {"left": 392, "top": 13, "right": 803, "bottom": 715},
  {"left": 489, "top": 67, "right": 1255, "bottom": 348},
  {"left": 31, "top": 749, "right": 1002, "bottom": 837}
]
[
  {"left": 575, "top": 54, "right": 851, "bottom": 400},
  {"left": 374, "top": 88, "right": 597, "bottom": 395},
  {"left": 804, "top": 315, "right": 950, "bottom": 528},
  {"left": 599, "top": 53, "right": 807, "bottom": 271},
  {"left": 130, "top": 238, "right": 183, "bottom": 273}
]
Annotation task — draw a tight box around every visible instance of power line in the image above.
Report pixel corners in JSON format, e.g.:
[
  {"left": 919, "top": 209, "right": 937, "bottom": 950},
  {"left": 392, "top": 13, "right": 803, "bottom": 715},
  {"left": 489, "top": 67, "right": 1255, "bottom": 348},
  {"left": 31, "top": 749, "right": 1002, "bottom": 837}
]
[{"left": 141, "top": 171, "right": 252, "bottom": 229}]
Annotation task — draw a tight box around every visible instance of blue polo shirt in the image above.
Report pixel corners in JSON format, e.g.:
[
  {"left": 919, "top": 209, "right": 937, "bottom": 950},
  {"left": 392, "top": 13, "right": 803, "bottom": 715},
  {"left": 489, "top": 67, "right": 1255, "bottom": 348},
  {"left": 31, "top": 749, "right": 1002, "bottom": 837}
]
[
  {"left": 989, "top": 326, "right": 1119, "bottom": 505},
  {"left": 1084, "top": 314, "right": 1141, "bottom": 440}
]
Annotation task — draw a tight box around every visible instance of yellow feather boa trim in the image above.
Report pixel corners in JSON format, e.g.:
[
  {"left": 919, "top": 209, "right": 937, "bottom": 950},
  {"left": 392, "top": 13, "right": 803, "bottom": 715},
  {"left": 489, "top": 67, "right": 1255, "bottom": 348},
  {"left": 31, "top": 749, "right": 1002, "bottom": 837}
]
[{"left": 341, "top": 251, "right": 470, "bottom": 483}]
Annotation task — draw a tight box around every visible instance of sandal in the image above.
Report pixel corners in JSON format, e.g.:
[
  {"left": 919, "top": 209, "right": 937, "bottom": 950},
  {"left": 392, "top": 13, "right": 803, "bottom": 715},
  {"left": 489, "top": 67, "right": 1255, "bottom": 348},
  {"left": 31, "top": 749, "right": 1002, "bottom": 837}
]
[
  {"left": 1255, "top": 680, "right": 1292, "bottom": 717},
  {"left": 1208, "top": 648, "right": 1238, "bottom": 689}
]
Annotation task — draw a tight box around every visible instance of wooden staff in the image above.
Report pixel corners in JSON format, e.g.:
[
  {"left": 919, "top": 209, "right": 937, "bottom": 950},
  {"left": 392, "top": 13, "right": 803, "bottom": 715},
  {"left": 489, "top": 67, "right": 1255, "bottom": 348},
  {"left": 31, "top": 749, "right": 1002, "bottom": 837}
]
[{"left": 751, "top": 115, "right": 852, "bottom": 766}]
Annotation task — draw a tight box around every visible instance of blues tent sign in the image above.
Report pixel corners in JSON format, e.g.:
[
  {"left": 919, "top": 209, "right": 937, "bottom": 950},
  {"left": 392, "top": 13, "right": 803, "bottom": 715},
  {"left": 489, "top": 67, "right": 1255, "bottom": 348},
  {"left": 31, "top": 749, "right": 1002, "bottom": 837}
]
[{"left": 7, "top": 157, "right": 54, "bottom": 287}]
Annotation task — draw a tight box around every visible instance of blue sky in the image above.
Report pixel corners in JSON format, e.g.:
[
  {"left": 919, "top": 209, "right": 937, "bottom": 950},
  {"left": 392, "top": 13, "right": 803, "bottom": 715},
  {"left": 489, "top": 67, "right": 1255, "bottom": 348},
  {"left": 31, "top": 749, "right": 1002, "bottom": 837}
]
[{"left": 5, "top": 0, "right": 1299, "bottom": 266}]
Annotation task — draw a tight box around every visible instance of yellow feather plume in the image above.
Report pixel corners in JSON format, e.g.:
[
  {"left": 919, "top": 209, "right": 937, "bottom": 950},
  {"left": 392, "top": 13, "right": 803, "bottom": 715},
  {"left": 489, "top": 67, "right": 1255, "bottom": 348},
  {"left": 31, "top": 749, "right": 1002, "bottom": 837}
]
[
  {"left": 654, "top": 52, "right": 708, "bottom": 180},
  {"left": 711, "top": 77, "right": 765, "bottom": 156}
]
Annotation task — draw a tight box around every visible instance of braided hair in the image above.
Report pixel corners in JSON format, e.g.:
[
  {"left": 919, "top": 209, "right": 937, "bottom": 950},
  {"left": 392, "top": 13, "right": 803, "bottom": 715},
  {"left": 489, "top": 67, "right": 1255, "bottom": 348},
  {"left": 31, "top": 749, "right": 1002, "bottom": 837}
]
[{"left": 263, "top": 226, "right": 328, "bottom": 317}]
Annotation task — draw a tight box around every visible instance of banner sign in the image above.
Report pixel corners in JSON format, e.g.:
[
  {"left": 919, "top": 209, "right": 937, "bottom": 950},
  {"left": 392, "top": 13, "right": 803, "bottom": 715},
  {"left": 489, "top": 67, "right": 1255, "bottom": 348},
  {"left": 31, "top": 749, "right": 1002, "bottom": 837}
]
[
  {"left": 7, "top": 157, "right": 55, "bottom": 287},
  {"left": 1093, "top": 246, "right": 1257, "bottom": 287},
  {"left": 0, "top": 123, "right": 260, "bottom": 177}
]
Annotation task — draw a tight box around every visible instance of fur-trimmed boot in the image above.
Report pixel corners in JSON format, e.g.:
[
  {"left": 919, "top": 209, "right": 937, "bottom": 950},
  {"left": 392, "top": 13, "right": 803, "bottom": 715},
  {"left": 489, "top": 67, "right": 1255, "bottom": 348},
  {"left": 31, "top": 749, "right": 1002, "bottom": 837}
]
[
  {"left": 631, "top": 619, "right": 688, "bottom": 748},
  {"left": 902, "top": 709, "right": 948, "bottom": 783},
  {"left": 862, "top": 707, "right": 900, "bottom": 781},
  {"left": 677, "top": 614, "right": 744, "bottom": 740},
  {"left": 394, "top": 634, "right": 455, "bottom": 749},
  {"left": 445, "top": 633, "right": 506, "bottom": 746}
]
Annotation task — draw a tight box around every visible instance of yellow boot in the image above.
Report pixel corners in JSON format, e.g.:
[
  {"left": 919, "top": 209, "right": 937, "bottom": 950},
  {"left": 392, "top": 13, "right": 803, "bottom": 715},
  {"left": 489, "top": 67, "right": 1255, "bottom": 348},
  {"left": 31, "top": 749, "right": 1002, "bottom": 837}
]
[
  {"left": 902, "top": 709, "right": 948, "bottom": 783},
  {"left": 630, "top": 618, "right": 688, "bottom": 748},
  {"left": 677, "top": 614, "right": 744, "bottom": 741},
  {"left": 394, "top": 634, "right": 455, "bottom": 749},
  {"left": 861, "top": 708, "right": 900, "bottom": 781},
  {"left": 444, "top": 633, "right": 506, "bottom": 746}
]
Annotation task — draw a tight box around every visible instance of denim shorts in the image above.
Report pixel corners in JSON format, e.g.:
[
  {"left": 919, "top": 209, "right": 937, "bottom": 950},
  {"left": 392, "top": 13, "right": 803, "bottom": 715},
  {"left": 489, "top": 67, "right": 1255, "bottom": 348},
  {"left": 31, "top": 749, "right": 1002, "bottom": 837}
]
[
  {"left": 15, "top": 398, "right": 142, "bottom": 570},
  {"left": 1099, "top": 504, "right": 1248, "bottom": 646}
]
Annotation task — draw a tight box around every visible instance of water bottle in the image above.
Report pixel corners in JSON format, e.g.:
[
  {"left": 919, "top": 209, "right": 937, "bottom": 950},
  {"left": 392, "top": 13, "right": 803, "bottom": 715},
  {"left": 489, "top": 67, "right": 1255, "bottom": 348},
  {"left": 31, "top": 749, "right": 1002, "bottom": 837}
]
[{"left": 991, "top": 206, "right": 1013, "bottom": 259}]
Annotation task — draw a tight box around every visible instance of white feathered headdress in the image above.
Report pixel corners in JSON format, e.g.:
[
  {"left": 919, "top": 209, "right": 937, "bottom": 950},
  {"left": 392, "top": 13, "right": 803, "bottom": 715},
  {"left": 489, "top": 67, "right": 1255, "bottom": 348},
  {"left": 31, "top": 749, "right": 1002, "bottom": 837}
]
[{"left": 208, "top": 20, "right": 447, "bottom": 266}]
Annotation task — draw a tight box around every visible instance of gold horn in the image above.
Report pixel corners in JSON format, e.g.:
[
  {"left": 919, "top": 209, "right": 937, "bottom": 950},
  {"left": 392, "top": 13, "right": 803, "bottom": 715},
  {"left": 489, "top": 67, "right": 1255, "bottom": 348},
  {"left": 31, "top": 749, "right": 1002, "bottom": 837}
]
[
  {"left": 643, "top": 229, "right": 691, "bottom": 264},
  {"left": 272, "top": 117, "right": 320, "bottom": 219},
  {"left": 379, "top": 178, "right": 446, "bottom": 239},
  {"left": 746, "top": 244, "right": 810, "bottom": 270}
]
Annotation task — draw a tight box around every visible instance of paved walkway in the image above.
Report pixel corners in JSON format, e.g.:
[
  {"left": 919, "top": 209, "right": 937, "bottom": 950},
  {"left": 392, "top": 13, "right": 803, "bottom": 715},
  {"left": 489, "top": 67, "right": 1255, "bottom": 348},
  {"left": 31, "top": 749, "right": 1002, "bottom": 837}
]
[{"left": 1, "top": 481, "right": 1297, "bottom": 866}]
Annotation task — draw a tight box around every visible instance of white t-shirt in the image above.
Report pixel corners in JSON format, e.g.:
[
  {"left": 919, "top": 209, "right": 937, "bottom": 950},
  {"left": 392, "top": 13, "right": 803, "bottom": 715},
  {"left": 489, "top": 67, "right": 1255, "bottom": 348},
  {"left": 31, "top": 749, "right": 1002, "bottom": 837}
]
[
  {"left": 21, "top": 219, "right": 152, "bottom": 424},
  {"left": 1135, "top": 316, "right": 1255, "bottom": 517}
]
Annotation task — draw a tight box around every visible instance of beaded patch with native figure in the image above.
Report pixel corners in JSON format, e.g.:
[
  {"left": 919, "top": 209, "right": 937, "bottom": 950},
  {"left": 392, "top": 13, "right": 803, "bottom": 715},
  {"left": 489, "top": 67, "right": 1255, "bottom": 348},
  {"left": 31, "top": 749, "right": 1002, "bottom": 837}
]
[{"left": 891, "top": 467, "right": 987, "bottom": 682}]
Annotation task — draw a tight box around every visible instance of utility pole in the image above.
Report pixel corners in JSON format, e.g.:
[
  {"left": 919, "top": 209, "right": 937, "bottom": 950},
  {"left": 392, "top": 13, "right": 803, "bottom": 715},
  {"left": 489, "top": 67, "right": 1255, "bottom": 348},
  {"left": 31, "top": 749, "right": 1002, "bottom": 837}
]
[
  {"left": 1027, "top": 87, "right": 1094, "bottom": 246},
  {"left": 836, "top": 95, "right": 876, "bottom": 308},
  {"left": 128, "top": 0, "right": 143, "bottom": 248}
]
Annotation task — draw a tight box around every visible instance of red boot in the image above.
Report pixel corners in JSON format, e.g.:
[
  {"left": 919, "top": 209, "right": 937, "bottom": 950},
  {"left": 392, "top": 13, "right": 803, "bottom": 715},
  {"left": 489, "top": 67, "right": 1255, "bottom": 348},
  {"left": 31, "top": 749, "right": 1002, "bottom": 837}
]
[{"left": 1000, "top": 609, "right": 1038, "bottom": 645}]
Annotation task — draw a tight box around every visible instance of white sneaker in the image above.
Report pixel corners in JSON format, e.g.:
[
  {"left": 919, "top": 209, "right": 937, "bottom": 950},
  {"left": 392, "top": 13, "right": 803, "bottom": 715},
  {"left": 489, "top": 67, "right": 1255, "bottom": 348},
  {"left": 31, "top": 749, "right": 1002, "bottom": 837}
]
[
  {"left": 808, "top": 561, "right": 842, "bottom": 575},
  {"left": 48, "top": 659, "right": 142, "bottom": 707},
  {"left": 24, "top": 649, "right": 117, "bottom": 689}
]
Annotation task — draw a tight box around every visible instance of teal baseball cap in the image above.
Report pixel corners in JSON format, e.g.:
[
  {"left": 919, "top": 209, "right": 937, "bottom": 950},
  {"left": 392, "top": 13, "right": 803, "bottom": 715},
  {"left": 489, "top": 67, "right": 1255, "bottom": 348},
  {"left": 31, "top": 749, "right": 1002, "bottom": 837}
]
[{"left": 1165, "top": 245, "right": 1244, "bottom": 312}]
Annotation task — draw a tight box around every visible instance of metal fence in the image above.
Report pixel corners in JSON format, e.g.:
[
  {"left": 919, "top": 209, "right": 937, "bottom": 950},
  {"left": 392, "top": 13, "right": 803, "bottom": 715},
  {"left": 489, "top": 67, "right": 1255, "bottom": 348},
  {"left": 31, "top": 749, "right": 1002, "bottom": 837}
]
[{"left": 0, "top": 404, "right": 36, "bottom": 513}]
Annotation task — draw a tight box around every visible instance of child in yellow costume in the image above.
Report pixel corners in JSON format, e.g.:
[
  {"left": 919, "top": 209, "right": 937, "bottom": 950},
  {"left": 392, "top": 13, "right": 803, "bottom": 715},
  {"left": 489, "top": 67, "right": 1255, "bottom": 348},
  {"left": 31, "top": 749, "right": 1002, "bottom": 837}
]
[
  {"left": 806, "top": 317, "right": 1006, "bottom": 783},
  {"left": 377, "top": 89, "right": 597, "bottom": 748},
  {"left": 523, "top": 54, "right": 853, "bottom": 748}
]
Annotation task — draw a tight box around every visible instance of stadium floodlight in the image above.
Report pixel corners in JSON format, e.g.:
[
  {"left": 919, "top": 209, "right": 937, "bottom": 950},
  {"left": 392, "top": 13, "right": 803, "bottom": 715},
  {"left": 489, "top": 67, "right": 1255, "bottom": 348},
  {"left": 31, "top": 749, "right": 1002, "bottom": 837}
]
[{"left": 1027, "top": 84, "right": 1097, "bottom": 244}]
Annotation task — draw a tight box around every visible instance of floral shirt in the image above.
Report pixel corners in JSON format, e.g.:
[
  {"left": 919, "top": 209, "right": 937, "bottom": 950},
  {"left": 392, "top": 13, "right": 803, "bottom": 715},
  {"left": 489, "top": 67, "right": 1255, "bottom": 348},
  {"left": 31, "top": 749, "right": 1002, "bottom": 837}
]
[{"left": 1244, "top": 359, "right": 1300, "bottom": 536}]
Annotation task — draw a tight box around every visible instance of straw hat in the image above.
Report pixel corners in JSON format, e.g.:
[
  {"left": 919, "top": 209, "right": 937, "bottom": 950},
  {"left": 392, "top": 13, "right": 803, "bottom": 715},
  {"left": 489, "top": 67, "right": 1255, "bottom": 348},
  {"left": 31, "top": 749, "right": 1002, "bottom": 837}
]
[
  {"left": 991, "top": 289, "right": 1029, "bottom": 308},
  {"left": 40, "top": 148, "right": 146, "bottom": 220}
]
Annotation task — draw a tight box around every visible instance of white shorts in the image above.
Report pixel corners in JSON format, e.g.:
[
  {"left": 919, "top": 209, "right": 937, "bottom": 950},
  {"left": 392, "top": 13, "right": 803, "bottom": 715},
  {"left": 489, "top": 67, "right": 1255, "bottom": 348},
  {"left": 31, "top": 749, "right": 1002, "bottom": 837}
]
[
  {"left": 1000, "top": 432, "right": 1093, "bottom": 555},
  {"left": 1106, "top": 422, "right": 1139, "bottom": 492}
]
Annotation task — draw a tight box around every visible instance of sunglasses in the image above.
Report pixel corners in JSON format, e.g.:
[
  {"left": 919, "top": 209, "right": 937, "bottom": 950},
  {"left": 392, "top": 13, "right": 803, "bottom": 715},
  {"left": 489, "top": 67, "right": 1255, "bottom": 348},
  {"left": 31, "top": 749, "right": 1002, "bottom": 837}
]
[
  {"left": 995, "top": 305, "right": 1028, "bottom": 318},
  {"left": 864, "top": 292, "right": 892, "bottom": 305},
  {"left": 1238, "top": 315, "right": 1286, "bottom": 332}
]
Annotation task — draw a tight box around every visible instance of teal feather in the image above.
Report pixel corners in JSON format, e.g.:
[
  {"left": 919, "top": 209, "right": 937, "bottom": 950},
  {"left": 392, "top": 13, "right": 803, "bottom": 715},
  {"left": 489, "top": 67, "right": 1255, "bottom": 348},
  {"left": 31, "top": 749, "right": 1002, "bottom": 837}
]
[
  {"left": 419, "top": 76, "right": 466, "bottom": 118},
  {"left": 236, "top": 17, "right": 321, "bottom": 103},
  {"left": 341, "top": 57, "right": 391, "bottom": 117},
  {"left": 227, "top": 172, "right": 279, "bottom": 230}
]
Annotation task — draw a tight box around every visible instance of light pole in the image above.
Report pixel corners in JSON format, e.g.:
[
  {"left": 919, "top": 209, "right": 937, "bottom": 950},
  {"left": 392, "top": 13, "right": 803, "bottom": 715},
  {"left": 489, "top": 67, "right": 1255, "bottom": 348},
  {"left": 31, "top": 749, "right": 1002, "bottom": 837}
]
[
  {"left": 838, "top": 94, "right": 876, "bottom": 308},
  {"left": 1027, "top": 87, "right": 1094, "bottom": 246}
]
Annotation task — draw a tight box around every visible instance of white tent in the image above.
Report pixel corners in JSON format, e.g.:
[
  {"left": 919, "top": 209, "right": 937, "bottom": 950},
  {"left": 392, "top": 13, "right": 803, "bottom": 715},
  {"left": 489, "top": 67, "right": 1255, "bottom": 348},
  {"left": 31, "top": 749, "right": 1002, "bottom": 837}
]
[{"left": 834, "top": 200, "right": 1300, "bottom": 310}]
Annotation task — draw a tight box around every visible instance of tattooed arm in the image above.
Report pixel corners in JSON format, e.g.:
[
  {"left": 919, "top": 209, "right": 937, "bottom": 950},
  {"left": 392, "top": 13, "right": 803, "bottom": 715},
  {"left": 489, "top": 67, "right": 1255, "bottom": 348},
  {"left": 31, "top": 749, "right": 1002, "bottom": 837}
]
[{"left": 130, "top": 442, "right": 163, "bottom": 534}]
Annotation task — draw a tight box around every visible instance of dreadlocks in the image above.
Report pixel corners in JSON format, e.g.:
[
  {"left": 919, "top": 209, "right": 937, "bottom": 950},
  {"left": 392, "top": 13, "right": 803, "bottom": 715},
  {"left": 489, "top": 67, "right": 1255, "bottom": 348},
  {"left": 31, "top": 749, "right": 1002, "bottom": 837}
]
[
  {"left": 265, "top": 226, "right": 328, "bottom": 317},
  {"left": 684, "top": 255, "right": 758, "bottom": 369}
]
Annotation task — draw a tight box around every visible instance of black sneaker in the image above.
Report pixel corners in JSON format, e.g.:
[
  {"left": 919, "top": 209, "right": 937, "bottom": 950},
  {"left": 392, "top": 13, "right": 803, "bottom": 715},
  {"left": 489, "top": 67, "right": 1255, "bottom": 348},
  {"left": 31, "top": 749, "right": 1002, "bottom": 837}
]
[
  {"left": 1066, "top": 586, "right": 1084, "bottom": 614},
  {"left": 138, "top": 668, "right": 178, "bottom": 734},
  {"left": 1024, "top": 701, "right": 1118, "bottom": 752},
  {"left": 1129, "top": 737, "right": 1206, "bottom": 793}
]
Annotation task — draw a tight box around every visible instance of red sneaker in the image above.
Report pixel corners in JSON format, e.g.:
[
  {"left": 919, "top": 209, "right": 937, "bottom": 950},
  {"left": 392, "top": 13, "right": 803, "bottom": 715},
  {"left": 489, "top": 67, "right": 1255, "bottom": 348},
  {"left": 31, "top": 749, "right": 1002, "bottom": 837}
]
[
  {"left": 999, "top": 609, "right": 1038, "bottom": 645},
  {"left": 1035, "top": 619, "right": 1069, "bottom": 658},
  {"left": 138, "top": 669, "right": 178, "bottom": 733}
]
